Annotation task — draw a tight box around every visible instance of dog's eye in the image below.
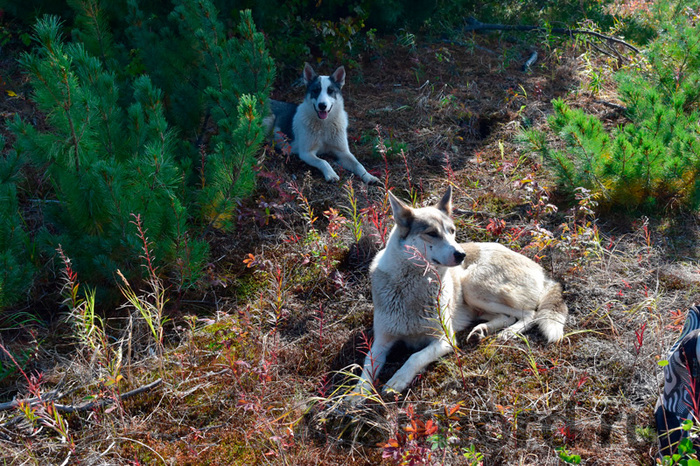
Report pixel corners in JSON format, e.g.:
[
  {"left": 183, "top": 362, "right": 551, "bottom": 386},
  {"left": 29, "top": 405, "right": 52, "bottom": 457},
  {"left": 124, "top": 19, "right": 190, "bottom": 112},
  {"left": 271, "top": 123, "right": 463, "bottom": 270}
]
[
  {"left": 426, "top": 231, "right": 439, "bottom": 238},
  {"left": 447, "top": 227, "right": 456, "bottom": 235},
  {"left": 327, "top": 88, "right": 335, "bottom": 95}
]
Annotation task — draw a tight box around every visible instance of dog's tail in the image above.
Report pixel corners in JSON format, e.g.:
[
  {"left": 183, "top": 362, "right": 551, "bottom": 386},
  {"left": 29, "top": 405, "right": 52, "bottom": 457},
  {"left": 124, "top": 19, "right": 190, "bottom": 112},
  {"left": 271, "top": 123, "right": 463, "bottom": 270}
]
[{"left": 536, "top": 280, "right": 568, "bottom": 343}]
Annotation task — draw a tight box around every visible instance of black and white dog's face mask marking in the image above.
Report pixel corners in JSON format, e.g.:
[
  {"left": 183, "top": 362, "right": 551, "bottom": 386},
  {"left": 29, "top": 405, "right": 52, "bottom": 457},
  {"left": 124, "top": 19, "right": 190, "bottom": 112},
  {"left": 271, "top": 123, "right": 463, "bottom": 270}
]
[{"left": 303, "top": 63, "right": 345, "bottom": 120}]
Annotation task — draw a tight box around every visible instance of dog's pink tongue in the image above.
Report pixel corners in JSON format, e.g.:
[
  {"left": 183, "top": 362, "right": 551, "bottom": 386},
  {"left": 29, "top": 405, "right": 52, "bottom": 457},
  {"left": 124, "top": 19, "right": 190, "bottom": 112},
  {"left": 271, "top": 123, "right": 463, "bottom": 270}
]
[{"left": 318, "top": 111, "right": 328, "bottom": 120}]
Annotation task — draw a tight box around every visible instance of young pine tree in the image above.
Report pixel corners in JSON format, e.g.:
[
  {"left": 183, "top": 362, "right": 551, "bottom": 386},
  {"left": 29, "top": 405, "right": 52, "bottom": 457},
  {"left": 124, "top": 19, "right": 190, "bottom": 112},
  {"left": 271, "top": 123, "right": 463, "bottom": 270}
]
[
  {"left": 128, "top": 3, "right": 275, "bottom": 230},
  {"left": 9, "top": 3, "right": 274, "bottom": 302},
  {"left": 12, "top": 16, "right": 207, "bottom": 288},
  {"left": 0, "top": 137, "right": 35, "bottom": 308},
  {"left": 523, "top": 5, "right": 700, "bottom": 212},
  {"left": 168, "top": 5, "right": 275, "bottom": 230}
]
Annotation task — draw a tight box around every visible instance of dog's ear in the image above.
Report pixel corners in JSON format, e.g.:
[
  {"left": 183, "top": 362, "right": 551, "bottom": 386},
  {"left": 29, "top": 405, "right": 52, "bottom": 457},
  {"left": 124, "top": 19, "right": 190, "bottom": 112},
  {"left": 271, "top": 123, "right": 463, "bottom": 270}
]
[
  {"left": 389, "top": 191, "right": 413, "bottom": 230},
  {"left": 331, "top": 66, "right": 346, "bottom": 88},
  {"left": 436, "top": 186, "right": 453, "bottom": 216},
  {"left": 303, "top": 63, "right": 317, "bottom": 84}
]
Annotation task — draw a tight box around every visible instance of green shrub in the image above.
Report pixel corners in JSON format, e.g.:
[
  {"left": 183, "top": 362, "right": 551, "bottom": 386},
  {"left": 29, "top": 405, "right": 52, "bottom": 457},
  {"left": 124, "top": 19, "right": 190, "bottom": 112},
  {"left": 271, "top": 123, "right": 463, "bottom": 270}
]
[
  {"left": 523, "top": 5, "right": 700, "bottom": 212},
  {"left": 8, "top": 3, "right": 273, "bottom": 297},
  {"left": 166, "top": 4, "right": 274, "bottom": 230},
  {"left": 0, "top": 138, "right": 35, "bottom": 308},
  {"left": 12, "top": 16, "right": 204, "bottom": 285}
]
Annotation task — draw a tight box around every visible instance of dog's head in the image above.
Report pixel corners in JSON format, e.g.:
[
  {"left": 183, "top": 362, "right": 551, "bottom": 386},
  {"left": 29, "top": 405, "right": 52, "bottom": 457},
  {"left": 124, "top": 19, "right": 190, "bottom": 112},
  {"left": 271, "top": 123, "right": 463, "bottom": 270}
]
[
  {"left": 302, "top": 62, "right": 345, "bottom": 120},
  {"left": 389, "top": 186, "right": 467, "bottom": 268}
]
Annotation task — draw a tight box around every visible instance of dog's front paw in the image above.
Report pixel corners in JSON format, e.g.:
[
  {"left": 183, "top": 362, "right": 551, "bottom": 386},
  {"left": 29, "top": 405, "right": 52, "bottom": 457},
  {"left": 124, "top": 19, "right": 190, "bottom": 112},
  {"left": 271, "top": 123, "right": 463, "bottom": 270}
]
[
  {"left": 344, "top": 392, "right": 366, "bottom": 407},
  {"left": 497, "top": 329, "right": 515, "bottom": 341},
  {"left": 381, "top": 384, "right": 405, "bottom": 399},
  {"left": 362, "top": 172, "right": 380, "bottom": 185},
  {"left": 382, "top": 372, "right": 413, "bottom": 396},
  {"left": 467, "top": 323, "right": 490, "bottom": 341},
  {"left": 324, "top": 171, "right": 340, "bottom": 182},
  {"left": 344, "top": 382, "right": 376, "bottom": 406}
]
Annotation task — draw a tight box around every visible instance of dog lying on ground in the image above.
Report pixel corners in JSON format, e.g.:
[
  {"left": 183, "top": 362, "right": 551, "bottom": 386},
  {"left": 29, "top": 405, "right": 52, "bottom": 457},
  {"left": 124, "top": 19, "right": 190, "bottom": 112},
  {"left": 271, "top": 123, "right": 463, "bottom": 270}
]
[
  {"left": 266, "top": 63, "right": 378, "bottom": 184},
  {"left": 350, "top": 186, "right": 567, "bottom": 398}
]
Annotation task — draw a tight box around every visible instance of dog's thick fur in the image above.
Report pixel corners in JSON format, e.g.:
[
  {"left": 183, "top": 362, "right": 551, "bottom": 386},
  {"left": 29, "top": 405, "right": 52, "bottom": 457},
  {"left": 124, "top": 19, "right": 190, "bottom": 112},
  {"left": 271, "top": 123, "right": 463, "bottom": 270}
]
[
  {"left": 267, "top": 63, "right": 378, "bottom": 184},
  {"left": 351, "top": 187, "right": 567, "bottom": 398}
]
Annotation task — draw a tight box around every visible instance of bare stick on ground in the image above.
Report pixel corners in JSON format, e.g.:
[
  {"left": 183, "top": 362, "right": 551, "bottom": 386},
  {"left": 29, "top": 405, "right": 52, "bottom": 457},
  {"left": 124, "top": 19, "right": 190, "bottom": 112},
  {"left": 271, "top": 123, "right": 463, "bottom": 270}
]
[{"left": 0, "top": 378, "right": 163, "bottom": 414}]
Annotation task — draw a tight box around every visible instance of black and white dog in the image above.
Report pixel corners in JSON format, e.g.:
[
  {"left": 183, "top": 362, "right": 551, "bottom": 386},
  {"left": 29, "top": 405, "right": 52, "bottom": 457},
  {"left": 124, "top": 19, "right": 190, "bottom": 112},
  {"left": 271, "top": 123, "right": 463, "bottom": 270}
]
[{"left": 267, "top": 63, "right": 379, "bottom": 184}]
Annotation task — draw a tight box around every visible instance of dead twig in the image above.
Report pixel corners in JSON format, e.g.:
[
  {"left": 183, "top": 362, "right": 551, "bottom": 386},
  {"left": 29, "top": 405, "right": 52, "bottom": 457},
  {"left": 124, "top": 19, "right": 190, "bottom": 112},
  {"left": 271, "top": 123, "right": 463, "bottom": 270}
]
[
  {"left": 0, "top": 379, "right": 163, "bottom": 414},
  {"left": 0, "top": 388, "right": 67, "bottom": 412},
  {"left": 53, "top": 378, "right": 163, "bottom": 413},
  {"left": 594, "top": 99, "right": 627, "bottom": 112}
]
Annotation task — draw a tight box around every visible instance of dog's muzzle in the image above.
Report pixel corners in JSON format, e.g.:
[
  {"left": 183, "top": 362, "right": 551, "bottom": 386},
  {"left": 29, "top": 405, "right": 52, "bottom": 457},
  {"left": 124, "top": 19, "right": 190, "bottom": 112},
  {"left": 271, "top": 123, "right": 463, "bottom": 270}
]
[{"left": 316, "top": 103, "right": 330, "bottom": 120}]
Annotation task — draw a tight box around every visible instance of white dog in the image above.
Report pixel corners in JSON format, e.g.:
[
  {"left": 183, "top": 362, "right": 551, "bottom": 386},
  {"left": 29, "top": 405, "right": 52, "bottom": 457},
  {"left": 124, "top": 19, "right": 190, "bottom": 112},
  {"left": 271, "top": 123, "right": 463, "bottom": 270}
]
[
  {"left": 267, "top": 63, "right": 378, "bottom": 184},
  {"left": 351, "top": 186, "right": 567, "bottom": 398}
]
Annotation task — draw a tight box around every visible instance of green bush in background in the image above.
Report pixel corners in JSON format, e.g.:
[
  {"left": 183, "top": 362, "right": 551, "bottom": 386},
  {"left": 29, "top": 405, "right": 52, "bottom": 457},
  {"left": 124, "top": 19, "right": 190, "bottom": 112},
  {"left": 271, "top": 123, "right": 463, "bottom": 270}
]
[
  {"left": 524, "top": 2, "right": 700, "bottom": 212},
  {"left": 4, "top": 3, "right": 274, "bottom": 307},
  {"left": 11, "top": 16, "right": 206, "bottom": 289},
  {"left": 0, "top": 138, "right": 35, "bottom": 309}
]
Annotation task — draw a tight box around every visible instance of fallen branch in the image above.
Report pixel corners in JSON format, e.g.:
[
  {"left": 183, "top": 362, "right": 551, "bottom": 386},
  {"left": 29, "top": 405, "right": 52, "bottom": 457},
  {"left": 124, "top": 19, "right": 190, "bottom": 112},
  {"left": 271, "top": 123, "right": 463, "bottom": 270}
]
[
  {"left": 462, "top": 17, "right": 640, "bottom": 54},
  {"left": 590, "top": 42, "right": 618, "bottom": 60},
  {"left": 0, "top": 388, "right": 66, "bottom": 412},
  {"left": 594, "top": 99, "right": 628, "bottom": 112},
  {"left": 54, "top": 378, "right": 163, "bottom": 413},
  {"left": 0, "top": 379, "right": 163, "bottom": 414}
]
